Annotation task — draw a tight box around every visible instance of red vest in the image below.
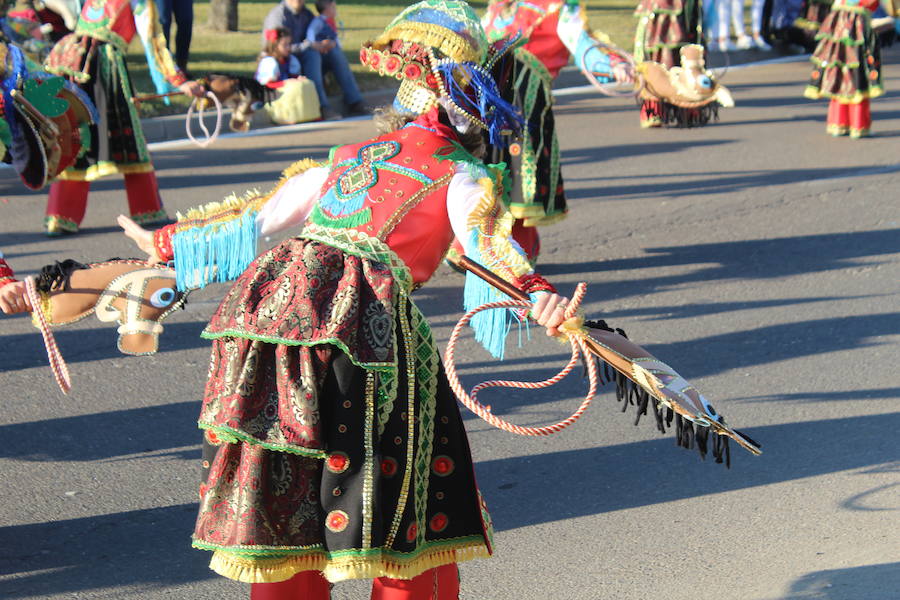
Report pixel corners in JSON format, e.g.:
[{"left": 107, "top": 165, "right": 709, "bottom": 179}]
[{"left": 309, "top": 111, "right": 461, "bottom": 285}]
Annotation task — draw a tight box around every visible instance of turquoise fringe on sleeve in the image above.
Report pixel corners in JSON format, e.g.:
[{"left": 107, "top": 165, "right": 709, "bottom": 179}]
[
  {"left": 462, "top": 230, "right": 526, "bottom": 360},
  {"left": 172, "top": 210, "right": 260, "bottom": 291}
]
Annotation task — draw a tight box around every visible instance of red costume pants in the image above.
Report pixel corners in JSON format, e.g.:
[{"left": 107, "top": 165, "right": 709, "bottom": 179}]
[
  {"left": 45, "top": 171, "right": 166, "bottom": 233},
  {"left": 826, "top": 98, "right": 871, "bottom": 138},
  {"left": 250, "top": 564, "right": 460, "bottom": 600}
]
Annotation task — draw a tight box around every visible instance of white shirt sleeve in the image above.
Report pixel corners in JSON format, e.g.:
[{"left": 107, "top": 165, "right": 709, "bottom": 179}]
[
  {"left": 446, "top": 168, "right": 531, "bottom": 275},
  {"left": 256, "top": 166, "right": 329, "bottom": 236},
  {"left": 255, "top": 56, "right": 281, "bottom": 85}
]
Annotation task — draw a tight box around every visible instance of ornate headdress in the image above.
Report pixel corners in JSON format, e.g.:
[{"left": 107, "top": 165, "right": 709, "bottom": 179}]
[{"left": 359, "top": 0, "right": 522, "bottom": 145}]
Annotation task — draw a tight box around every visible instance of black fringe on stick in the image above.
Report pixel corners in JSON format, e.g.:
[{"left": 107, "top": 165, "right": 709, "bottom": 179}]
[
  {"left": 583, "top": 321, "right": 735, "bottom": 468},
  {"left": 639, "top": 99, "right": 719, "bottom": 128}
]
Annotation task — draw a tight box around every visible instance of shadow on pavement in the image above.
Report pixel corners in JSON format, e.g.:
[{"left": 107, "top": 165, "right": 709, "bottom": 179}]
[
  {"left": 0, "top": 401, "right": 200, "bottom": 462},
  {"left": 1, "top": 320, "right": 209, "bottom": 371},
  {"left": 477, "top": 412, "right": 900, "bottom": 531},
  {"left": 781, "top": 562, "right": 900, "bottom": 599},
  {"left": 0, "top": 504, "right": 216, "bottom": 598}
]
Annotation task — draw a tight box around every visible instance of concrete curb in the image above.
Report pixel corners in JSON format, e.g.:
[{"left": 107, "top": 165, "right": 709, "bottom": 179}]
[{"left": 138, "top": 50, "right": 806, "bottom": 144}]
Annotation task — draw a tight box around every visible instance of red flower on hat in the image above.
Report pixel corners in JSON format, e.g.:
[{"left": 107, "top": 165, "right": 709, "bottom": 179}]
[
  {"left": 264, "top": 29, "right": 279, "bottom": 42},
  {"left": 403, "top": 63, "right": 423, "bottom": 80},
  {"left": 384, "top": 55, "right": 401, "bottom": 75},
  {"left": 425, "top": 73, "right": 439, "bottom": 89}
]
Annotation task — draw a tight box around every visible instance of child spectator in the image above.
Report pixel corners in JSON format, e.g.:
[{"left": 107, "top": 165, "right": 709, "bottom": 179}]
[
  {"left": 307, "top": 0, "right": 339, "bottom": 48},
  {"left": 256, "top": 27, "right": 321, "bottom": 124},
  {"left": 257, "top": 27, "right": 303, "bottom": 87}
]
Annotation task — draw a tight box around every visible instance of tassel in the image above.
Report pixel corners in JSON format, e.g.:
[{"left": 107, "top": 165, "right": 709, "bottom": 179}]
[{"left": 435, "top": 61, "right": 524, "bottom": 147}]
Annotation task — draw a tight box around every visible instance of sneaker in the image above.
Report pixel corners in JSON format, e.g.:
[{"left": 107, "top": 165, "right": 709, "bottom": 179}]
[
  {"left": 718, "top": 38, "right": 736, "bottom": 52},
  {"left": 320, "top": 106, "right": 342, "bottom": 121},
  {"left": 735, "top": 35, "right": 753, "bottom": 50},
  {"left": 752, "top": 35, "right": 773, "bottom": 51},
  {"left": 344, "top": 102, "right": 370, "bottom": 117}
]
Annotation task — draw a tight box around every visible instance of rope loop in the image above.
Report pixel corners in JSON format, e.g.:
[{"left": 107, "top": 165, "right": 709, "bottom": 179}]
[
  {"left": 443, "top": 282, "right": 599, "bottom": 436},
  {"left": 581, "top": 42, "right": 639, "bottom": 98},
  {"left": 185, "top": 91, "right": 223, "bottom": 148}
]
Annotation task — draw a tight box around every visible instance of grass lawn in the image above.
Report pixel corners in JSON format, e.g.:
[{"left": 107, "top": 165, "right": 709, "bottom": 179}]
[{"left": 126, "top": 0, "right": 639, "bottom": 116}]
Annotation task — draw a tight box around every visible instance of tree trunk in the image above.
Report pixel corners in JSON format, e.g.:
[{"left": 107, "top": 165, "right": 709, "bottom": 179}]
[{"left": 208, "top": 0, "right": 239, "bottom": 32}]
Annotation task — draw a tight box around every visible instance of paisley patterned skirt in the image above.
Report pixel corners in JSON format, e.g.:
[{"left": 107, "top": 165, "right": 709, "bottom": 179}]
[
  {"left": 804, "top": 6, "right": 883, "bottom": 103},
  {"left": 192, "top": 238, "right": 493, "bottom": 583}
]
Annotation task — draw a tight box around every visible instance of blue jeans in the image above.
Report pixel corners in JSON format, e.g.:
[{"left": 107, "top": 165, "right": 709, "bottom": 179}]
[
  {"left": 158, "top": 0, "right": 194, "bottom": 71},
  {"left": 298, "top": 46, "right": 363, "bottom": 110}
]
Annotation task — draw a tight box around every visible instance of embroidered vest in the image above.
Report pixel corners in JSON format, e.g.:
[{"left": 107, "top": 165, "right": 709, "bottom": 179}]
[{"left": 309, "top": 120, "right": 459, "bottom": 285}]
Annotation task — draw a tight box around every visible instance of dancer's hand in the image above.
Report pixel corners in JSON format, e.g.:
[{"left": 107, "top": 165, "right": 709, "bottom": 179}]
[
  {"left": 531, "top": 292, "right": 570, "bottom": 337},
  {"left": 0, "top": 281, "right": 31, "bottom": 314},
  {"left": 117, "top": 215, "right": 162, "bottom": 263},
  {"left": 613, "top": 62, "right": 634, "bottom": 84},
  {"left": 180, "top": 80, "right": 205, "bottom": 98}
]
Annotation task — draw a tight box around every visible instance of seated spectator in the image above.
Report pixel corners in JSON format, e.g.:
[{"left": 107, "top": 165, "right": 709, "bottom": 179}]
[
  {"left": 307, "top": 0, "right": 339, "bottom": 47},
  {"left": 263, "top": 0, "right": 367, "bottom": 119},
  {"left": 256, "top": 27, "right": 321, "bottom": 124}
]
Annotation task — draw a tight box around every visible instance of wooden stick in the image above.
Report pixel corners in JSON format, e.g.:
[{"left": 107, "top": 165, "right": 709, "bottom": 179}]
[
  {"left": 457, "top": 256, "right": 530, "bottom": 301},
  {"left": 131, "top": 91, "right": 185, "bottom": 105}
]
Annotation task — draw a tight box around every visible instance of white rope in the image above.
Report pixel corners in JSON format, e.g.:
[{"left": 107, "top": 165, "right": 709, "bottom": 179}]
[
  {"left": 25, "top": 276, "right": 71, "bottom": 395},
  {"left": 185, "top": 91, "right": 222, "bottom": 148}
]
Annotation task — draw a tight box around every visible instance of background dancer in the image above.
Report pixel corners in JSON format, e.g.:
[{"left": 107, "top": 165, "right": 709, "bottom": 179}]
[
  {"left": 42, "top": 0, "right": 202, "bottom": 236},
  {"left": 804, "top": 0, "right": 884, "bottom": 137}
]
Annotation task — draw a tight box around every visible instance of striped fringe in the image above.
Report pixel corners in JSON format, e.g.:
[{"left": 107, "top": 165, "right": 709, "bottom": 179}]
[
  {"left": 171, "top": 190, "right": 263, "bottom": 290},
  {"left": 205, "top": 540, "right": 491, "bottom": 584}
]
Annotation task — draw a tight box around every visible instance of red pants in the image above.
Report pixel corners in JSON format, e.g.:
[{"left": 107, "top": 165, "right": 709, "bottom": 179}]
[
  {"left": 826, "top": 99, "right": 871, "bottom": 138},
  {"left": 250, "top": 564, "right": 460, "bottom": 600},
  {"left": 45, "top": 171, "right": 165, "bottom": 232}
]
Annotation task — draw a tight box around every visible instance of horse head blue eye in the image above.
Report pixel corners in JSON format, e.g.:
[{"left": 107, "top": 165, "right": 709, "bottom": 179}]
[
  {"left": 698, "top": 75, "right": 713, "bottom": 89},
  {"left": 150, "top": 288, "right": 176, "bottom": 308},
  {"left": 251, "top": 101, "right": 265, "bottom": 111}
]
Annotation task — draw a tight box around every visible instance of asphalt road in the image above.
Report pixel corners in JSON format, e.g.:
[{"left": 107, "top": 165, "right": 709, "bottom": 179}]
[{"left": 1, "top": 51, "right": 899, "bottom": 600}]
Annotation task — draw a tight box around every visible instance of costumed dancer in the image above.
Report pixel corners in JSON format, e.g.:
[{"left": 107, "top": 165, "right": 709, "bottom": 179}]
[
  {"left": 118, "top": 1, "right": 570, "bottom": 598},
  {"left": 41, "top": 0, "right": 202, "bottom": 236},
  {"left": 804, "top": 0, "right": 885, "bottom": 138},
  {"left": 474, "top": 0, "right": 633, "bottom": 262},
  {"left": 634, "top": 0, "right": 705, "bottom": 127}
]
